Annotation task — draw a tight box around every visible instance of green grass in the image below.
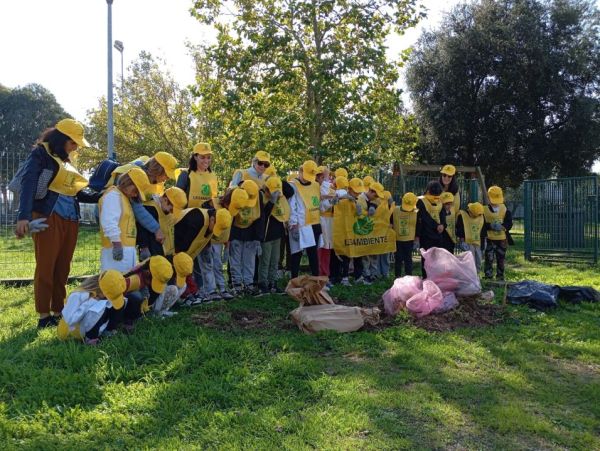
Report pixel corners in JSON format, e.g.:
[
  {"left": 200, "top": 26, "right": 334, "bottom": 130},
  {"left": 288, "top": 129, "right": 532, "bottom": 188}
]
[{"left": 0, "top": 235, "right": 599, "bottom": 449}]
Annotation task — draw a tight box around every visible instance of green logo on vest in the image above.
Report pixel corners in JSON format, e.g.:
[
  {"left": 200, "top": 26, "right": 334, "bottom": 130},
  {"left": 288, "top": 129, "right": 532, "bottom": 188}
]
[
  {"left": 353, "top": 216, "right": 374, "bottom": 236},
  {"left": 311, "top": 196, "right": 319, "bottom": 207},
  {"left": 201, "top": 184, "right": 211, "bottom": 196}
]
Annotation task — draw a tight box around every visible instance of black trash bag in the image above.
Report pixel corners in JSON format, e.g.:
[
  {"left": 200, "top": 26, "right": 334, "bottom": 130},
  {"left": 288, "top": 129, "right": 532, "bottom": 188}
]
[
  {"left": 559, "top": 286, "right": 600, "bottom": 304},
  {"left": 507, "top": 280, "right": 560, "bottom": 309}
]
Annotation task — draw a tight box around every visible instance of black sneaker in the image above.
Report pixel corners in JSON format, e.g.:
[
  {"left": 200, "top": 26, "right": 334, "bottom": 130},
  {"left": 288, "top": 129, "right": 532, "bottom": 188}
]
[
  {"left": 246, "top": 285, "right": 261, "bottom": 297},
  {"left": 270, "top": 284, "right": 285, "bottom": 295},
  {"left": 37, "top": 316, "right": 58, "bottom": 329},
  {"left": 256, "top": 286, "right": 271, "bottom": 297}
]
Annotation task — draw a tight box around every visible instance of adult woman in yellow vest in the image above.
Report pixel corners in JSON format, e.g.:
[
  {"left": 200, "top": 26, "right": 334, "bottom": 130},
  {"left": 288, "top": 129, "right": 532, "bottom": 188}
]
[
  {"left": 15, "top": 119, "right": 90, "bottom": 328},
  {"left": 439, "top": 164, "right": 461, "bottom": 212},
  {"left": 483, "top": 186, "right": 513, "bottom": 281},
  {"left": 456, "top": 202, "right": 485, "bottom": 271},
  {"left": 176, "top": 142, "right": 219, "bottom": 208},
  {"left": 99, "top": 167, "right": 151, "bottom": 273},
  {"left": 229, "top": 150, "right": 271, "bottom": 188},
  {"left": 416, "top": 180, "right": 446, "bottom": 278},
  {"left": 289, "top": 160, "right": 322, "bottom": 278},
  {"left": 439, "top": 191, "right": 457, "bottom": 254},
  {"left": 392, "top": 192, "right": 419, "bottom": 277}
]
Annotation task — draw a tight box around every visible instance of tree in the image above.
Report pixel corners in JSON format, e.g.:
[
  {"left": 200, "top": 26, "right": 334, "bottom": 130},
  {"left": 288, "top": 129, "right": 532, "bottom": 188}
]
[
  {"left": 406, "top": 0, "right": 600, "bottom": 187},
  {"left": 83, "top": 52, "right": 198, "bottom": 170},
  {"left": 189, "top": 0, "right": 423, "bottom": 176}
]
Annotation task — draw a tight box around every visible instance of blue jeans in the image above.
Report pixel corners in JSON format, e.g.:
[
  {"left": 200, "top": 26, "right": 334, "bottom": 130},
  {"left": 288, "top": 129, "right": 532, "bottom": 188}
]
[{"left": 229, "top": 240, "right": 259, "bottom": 286}]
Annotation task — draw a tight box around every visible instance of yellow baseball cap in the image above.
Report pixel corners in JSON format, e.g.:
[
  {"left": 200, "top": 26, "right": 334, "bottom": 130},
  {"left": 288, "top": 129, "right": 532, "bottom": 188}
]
[
  {"left": 316, "top": 165, "right": 327, "bottom": 175},
  {"left": 57, "top": 318, "right": 82, "bottom": 340},
  {"left": 440, "top": 164, "right": 456, "bottom": 176},
  {"left": 488, "top": 186, "right": 504, "bottom": 203},
  {"left": 173, "top": 252, "right": 193, "bottom": 287},
  {"left": 265, "top": 176, "right": 283, "bottom": 193},
  {"left": 402, "top": 192, "right": 418, "bottom": 211},
  {"left": 383, "top": 190, "right": 392, "bottom": 200},
  {"left": 241, "top": 180, "right": 259, "bottom": 207},
  {"left": 264, "top": 165, "right": 277, "bottom": 177},
  {"left": 287, "top": 171, "right": 298, "bottom": 182},
  {"left": 468, "top": 202, "right": 484, "bottom": 216},
  {"left": 125, "top": 167, "right": 151, "bottom": 201},
  {"left": 363, "top": 175, "right": 375, "bottom": 188},
  {"left": 193, "top": 142, "right": 212, "bottom": 155},
  {"left": 370, "top": 182, "right": 385, "bottom": 199},
  {"left": 213, "top": 208, "right": 232, "bottom": 237},
  {"left": 149, "top": 255, "right": 173, "bottom": 294},
  {"left": 335, "top": 176, "right": 349, "bottom": 190},
  {"left": 254, "top": 150, "right": 270, "bottom": 162},
  {"left": 229, "top": 188, "right": 250, "bottom": 217},
  {"left": 348, "top": 177, "right": 367, "bottom": 193},
  {"left": 154, "top": 152, "right": 178, "bottom": 179},
  {"left": 99, "top": 269, "right": 126, "bottom": 310},
  {"left": 301, "top": 160, "right": 318, "bottom": 182},
  {"left": 440, "top": 192, "right": 454, "bottom": 204},
  {"left": 165, "top": 187, "right": 187, "bottom": 215},
  {"left": 334, "top": 168, "right": 348, "bottom": 179},
  {"left": 55, "top": 118, "right": 90, "bottom": 148}
]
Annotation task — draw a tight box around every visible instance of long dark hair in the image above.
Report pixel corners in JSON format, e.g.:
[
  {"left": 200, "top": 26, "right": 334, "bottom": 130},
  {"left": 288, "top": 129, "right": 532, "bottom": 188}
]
[
  {"left": 438, "top": 174, "right": 459, "bottom": 195},
  {"left": 36, "top": 128, "right": 70, "bottom": 161},
  {"left": 188, "top": 154, "right": 212, "bottom": 172}
]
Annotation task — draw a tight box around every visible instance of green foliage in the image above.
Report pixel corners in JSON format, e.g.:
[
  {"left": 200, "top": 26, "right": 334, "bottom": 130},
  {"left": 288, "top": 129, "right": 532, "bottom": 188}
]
[
  {"left": 189, "top": 0, "right": 423, "bottom": 178},
  {"left": 407, "top": 0, "right": 600, "bottom": 187},
  {"left": 82, "top": 52, "right": 198, "bottom": 171}
]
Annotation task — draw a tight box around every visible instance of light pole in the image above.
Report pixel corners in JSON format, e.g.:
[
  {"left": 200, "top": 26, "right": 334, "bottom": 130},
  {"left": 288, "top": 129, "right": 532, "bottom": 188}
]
[
  {"left": 114, "top": 40, "right": 124, "bottom": 92},
  {"left": 106, "top": 0, "right": 115, "bottom": 160}
]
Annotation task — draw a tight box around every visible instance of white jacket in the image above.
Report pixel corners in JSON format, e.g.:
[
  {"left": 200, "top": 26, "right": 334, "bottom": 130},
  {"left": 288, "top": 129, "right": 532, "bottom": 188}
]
[{"left": 62, "top": 291, "right": 113, "bottom": 336}]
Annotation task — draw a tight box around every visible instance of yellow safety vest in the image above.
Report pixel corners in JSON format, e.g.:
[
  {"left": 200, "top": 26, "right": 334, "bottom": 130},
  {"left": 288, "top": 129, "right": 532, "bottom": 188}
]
[
  {"left": 234, "top": 169, "right": 265, "bottom": 188},
  {"left": 179, "top": 208, "right": 211, "bottom": 259},
  {"left": 143, "top": 198, "right": 175, "bottom": 255},
  {"left": 145, "top": 182, "right": 165, "bottom": 197},
  {"left": 42, "top": 144, "right": 88, "bottom": 196},
  {"left": 419, "top": 196, "right": 442, "bottom": 224},
  {"left": 392, "top": 207, "right": 418, "bottom": 241},
  {"left": 99, "top": 186, "right": 137, "bottom": 248},
  {"left": 483, "top": 204, "right": 507, "bottom": 240},
  {"left": 234, "top": 194, "right": 261, "bottom": 229},
  {"left": 293, "top": 180, "right": 321, "bottom": 226},
  {"left": 444, "top": 207, "right": 456, "bottom": 243},
  {"left": 186, "top": 170, "right": 218, "bottom": 207},
  {"left": 458, "top": 210, "right": 484, "bottom": 246},
  {"left": 270, "top": 195, "right": 291, "bottom": 223}
]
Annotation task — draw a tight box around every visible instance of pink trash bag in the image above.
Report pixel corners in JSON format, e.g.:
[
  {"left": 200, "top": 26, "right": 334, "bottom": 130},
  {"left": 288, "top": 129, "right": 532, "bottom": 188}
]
[
  {"left": 382, "top": 276, "right": 423, "bottom": 316},
  {"left": 421, "top": 247, "right": 481, "bottom": 296},
  {"left": 406, "top": 280, "right": 443, "bottom": 318}
]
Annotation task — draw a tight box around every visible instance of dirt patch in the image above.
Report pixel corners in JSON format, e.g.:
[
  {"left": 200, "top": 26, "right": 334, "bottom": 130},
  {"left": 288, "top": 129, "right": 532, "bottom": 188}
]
[{"left": 191, "top": 308, "right": 287, "bottom": 330}]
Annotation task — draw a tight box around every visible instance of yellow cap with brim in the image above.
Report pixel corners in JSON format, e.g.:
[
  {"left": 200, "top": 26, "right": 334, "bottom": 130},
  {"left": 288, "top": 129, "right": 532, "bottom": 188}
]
[
  {"left": 287, "top": 171, "right": 298, "bottom": 182},
  {"left": 335, "top": 176, "right": 349, "bottom": 190},
  {"left": 241, "top": 180, "right": 259, "bottom": 207},
  {"left": 57, "top": 318, "right": 83, "bottom": 340},
  {"left": 370, "top": 182, "right": 385, "bottom": 199},
  {"left": 125, "top": 167, "right": 151, "bottom": 201},
  {"left": 173, "top": 252, "right": 193, "bottom": 287},
  {"left": 264, "top": 165, "right": 277, "bottom": 177},
  {"left": 213, "top": 208, "right": 232, "bottom": 237},
  {"left": 348, "top": 177, "right": 367, "bottom": 193},
  {"left": 301, "top": 160, "right": 318, "bottom": 183},
  {"left": 402, "top": 192, "right": 418, "bottom": 211},
  {"left": 55, "top": 118, "right": 90, "bottom": 148},
  {"left": 363, "top": 175, "right": 375, "bottom": 188},
  {"left": 440, "top": 192, "right": 454, "bottom": 204},
  {"left": 383, "top": 190, "right": 392, "bottom": 200},
  {"left": 265, "top": 176, "right": 282, "bottom": 193},
  {"left": 149, "top": 255, "right": 173, "bottom": 294},
  {"left": 99, "top": 269, "right": 126, "bottom": 310},
  {"left": 440, "top": 164, "right": 456, "bottom": 176},
  {"left": 316, "top": 165, "right": 326, "bottom": 175},
  {"left": 254, "top": 150, "right": 270, "bottom": 162},
  {"left": 165, "top": 187, "right": 187, "bottom": 215},
  {"left": 488, "top": 186, "right": 504, "bottom": 203},
  {"left": 154, "top": 152, "right": 178, "bottom": 179},
  {"left": 334, "top": 168, "right": 348, "bottom": 179},
  {"left": 193, "top": 142, "right": 212, "bottom": 155},
  {"left": 229, "top": 188, "right": 250, "bottom": 217},
  {"left": 468, "top": 202, "right": 484, "bottom": 216}
]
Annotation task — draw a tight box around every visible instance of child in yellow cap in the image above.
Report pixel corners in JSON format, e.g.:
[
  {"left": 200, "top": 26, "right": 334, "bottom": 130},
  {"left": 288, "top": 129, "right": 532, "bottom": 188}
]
[
  {"left": 456, "top": 202, "right": 485, "bottom": 271},
  {"left": 483, "top": 186, "right": 513, "bottom": 280},
  {"left": 439, "top": 191, "right": 456, "bottom": 254},
  {"left": 392, "top": 192, "right": 419, "bottom": 277},
  {"left": 416, "top": 180, "right": 446, "bottom": 278}
]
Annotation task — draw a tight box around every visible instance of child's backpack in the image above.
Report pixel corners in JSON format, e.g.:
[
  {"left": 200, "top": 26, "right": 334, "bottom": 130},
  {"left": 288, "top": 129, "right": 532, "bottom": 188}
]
[{"left": 88, "top": 158, "right": 119, "bottom": 192}]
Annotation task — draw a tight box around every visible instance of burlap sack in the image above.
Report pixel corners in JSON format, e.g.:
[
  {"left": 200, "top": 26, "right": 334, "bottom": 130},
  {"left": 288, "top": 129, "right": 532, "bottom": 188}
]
[
  {"left": 290, "top": 304, "right": 380, "bottom": 334},
  {"left": 285, "top": 275, "right": 335, "bottom": 306}
]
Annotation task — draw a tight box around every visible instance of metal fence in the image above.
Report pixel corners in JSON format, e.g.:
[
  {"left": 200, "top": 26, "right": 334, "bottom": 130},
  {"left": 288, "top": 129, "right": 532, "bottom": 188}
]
[{"left": 524, "top": 176, "right": 599, "bottom": 263}]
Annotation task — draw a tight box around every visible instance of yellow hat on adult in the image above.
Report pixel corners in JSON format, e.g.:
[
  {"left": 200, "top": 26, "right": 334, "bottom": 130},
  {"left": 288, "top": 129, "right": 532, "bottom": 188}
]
[
  {"left": 488, "top": 186, "right": 504, "bottom": 204},
  {"left": 213, "top": 208, "right": 232, "bottom": 237},
  {"left": 154, "top": 152, "right": 178, "bottom": 179},
  {"left": 402, "top": 192, "right": 418, "bottom": 211},
  {"left": 254, "top": 150, "right": 270, "bottom": 162},
  {"left": 55, "top": 118, "right": 90, "bottom": 148},
  {"left": 229, "top": 187, "right": 250, "bottom": 217},
  {"left": 440, "top": 164, "right": 456, "bottom": 176},
  {"left": 363, "top": 175, "right": 375, "bottom": 188},
  {"left": 149, "top": 255, "right": 173, "bottom": 294},
  {"left": 301, "top": 160, "right": 319, "bottom": 182},
  {"left": 173, "top": 252, "right": 193, "bottom": 288},
  {"left": 348, "top": 177, "right": 367, "bottom": 193},
  {"left": 334, "top": 168, "right": 348, "bottom": 179},
  {"left": 99, "top": 269, "right": 126, "bottom": 310},
  {"left": 265, "top": 176, "right": 283, "bottom": 193},
  {"left": 468, "top": 202, "right": 484, "bottom": 216},
  {"left": 241, "top": 180, "right": 259, "bottom": 207},
  {"left": 165, "top": 187, "right": 187, "bottom": 215},
  {"left": 125, "top": 167, "right": 151, "bottom": 201},
  {"left": 370, "top": 182, "right": 385, "bottom": 199},
  {"left": 335, "top": 176, "right": 349, "bottom": 190},
  {"left": 440, "top": 192, "right": 454, "bottom": 204},
  {"left": 193, "top": 142, "right": 212, "bottom": 155}
]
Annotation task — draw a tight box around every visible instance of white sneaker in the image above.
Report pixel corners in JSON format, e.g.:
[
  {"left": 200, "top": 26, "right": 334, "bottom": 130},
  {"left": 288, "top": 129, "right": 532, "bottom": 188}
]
[
  {"left": 341, "top": 277, "right": 352, "bottom": 287},
  {"left": 355, "top": 276, "right": 372, "bottom": 285}
]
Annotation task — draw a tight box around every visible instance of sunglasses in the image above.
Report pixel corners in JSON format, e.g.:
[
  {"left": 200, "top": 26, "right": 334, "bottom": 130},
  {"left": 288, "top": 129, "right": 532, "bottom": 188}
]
[{"left": 257, "top": 161, "right": 270, "bottom": 168}]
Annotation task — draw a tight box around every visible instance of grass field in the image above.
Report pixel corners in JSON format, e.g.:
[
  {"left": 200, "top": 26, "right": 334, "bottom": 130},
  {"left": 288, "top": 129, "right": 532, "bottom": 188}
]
[{"left": 0, "top": 235, "right": 599, "bottom": 449}]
